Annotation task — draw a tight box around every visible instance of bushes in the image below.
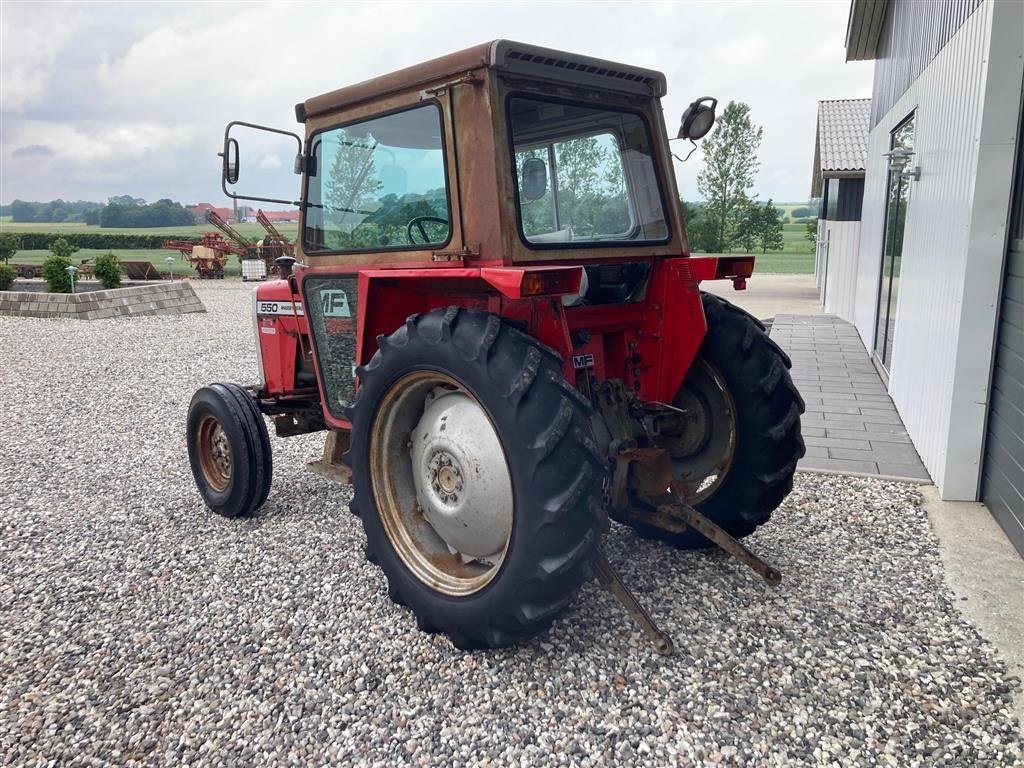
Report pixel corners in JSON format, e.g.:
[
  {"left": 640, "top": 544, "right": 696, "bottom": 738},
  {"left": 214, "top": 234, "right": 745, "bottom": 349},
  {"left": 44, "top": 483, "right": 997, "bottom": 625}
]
[
  {"left": 42, "top": 255, "right": 73, "bottom": 292},
  {"left": 0, "top": 263, "right": 15, "bottom": 291},
  {"left": 14, "top": 233, "right": 197, "bottom": 250},
  {"left": 49, "top": 237, "right": 79, "bottom": 261},
  {"left": 0, "top": 232, "right": 19, "bottom": 263},
  {"left": 92, "top": 251, "right": 121, "bottom": 289},
  {"left": 42, "top": 238, "right": 78, "bottom": 292}
]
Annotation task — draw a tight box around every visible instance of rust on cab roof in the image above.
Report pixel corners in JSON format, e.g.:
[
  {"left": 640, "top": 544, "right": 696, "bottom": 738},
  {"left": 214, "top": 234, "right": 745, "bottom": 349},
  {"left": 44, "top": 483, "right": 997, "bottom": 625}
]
[{"left": 300, "top": 40, "right": 668, "bottom": 120}]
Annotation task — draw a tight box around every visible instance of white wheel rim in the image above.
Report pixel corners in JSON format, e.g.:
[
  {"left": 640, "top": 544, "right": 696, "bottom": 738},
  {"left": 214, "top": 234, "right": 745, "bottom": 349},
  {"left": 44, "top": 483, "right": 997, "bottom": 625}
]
[{"left": 370, "top": 372, "right": 514, "bottom": 596}]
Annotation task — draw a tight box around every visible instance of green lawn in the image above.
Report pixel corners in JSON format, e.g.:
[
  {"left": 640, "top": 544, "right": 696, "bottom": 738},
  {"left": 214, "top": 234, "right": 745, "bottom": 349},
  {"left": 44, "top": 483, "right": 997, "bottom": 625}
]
[
  {"left": 702, "top": 251, "right": 813, "bottom": 274},
  {"left": 694, "top": 220, "right": 816, "bottom": 275},
  {"left": 0, "top": 218, "right": 299, "bottom": 241},
  {"left": 10, "top": 249, "right": 243, "bottom": 277},
  {"left": 2, "top": 218, "right": 813, "bottom": 276}
]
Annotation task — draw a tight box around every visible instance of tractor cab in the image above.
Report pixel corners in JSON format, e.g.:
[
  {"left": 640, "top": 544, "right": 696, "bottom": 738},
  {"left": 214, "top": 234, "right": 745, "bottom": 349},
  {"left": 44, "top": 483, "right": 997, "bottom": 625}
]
[{"left": 188, "top": 42, "right": 802, "bottom": 654}]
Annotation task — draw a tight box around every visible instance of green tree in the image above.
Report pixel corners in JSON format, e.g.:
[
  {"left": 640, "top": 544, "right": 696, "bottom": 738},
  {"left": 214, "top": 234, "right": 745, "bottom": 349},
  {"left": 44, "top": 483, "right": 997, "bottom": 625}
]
[
  {"left": 0, "top": 263, "right": 15, "bottom": 291},
  {"left": 517, "top": 136, "right": 628, "bottom": 239},
  {"left": 0, "top": 232, "right": 20, "bottom": 263},
  {"left": 682, "top": 198, "right": 719, "bottom": 253},
  {"left": 42, "top": 255, "right": 74, "bottom": 292},
  {"left": 49, "top": 237, "right": 79, "bottom": 261},
  {"left": 696, "top": 101, "right": 763, "bottom": 253},
  {"left": 757, "top": 199, "right": 785, "bottom": 253},
  {"left": 731, "top": 201, "right": 760, "bottom": 253},
  {"left": 805, "top": 217, "right": 818, "bottom": 247},
  {"left": 323, "top": 129, "right": 383, "bottom": 249},
  {"left": 92, "top": 251, "right": 121, "bottom": 289},
  {"left": 9, "top": 200, "right": 36, "bottom": 222}
]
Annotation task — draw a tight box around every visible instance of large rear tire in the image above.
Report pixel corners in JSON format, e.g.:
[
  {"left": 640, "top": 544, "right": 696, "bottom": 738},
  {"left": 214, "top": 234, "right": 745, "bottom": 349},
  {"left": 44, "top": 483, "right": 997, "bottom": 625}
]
[
  {"left": 187, "top": 383, "right": 273, "bottom": 517},
  {"left": 347, "top": 308, "right": 607, "bottom": 649},
  {"left": 628, "top": 292, "right": 805, "bottom": 548}
]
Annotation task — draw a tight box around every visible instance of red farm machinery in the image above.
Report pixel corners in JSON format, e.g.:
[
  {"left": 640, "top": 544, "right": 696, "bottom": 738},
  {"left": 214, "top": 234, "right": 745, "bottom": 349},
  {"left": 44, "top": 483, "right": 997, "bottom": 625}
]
[
  {"left": 162, "top": 232, "right": 235, "bottom": 279},
  {"left": 186, "top": 41, "right": 805, "bottom": 653}
]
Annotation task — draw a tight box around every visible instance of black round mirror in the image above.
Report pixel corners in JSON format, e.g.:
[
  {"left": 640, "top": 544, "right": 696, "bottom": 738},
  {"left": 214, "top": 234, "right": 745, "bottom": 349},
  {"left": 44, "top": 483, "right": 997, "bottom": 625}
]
[{"left": 678, "top": 97, "right": 718, "bottom": 141}]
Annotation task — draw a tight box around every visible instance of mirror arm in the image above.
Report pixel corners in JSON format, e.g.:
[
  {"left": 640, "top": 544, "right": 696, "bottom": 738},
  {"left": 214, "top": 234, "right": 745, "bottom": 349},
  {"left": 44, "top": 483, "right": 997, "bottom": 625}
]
[{"left": 220, "top": 119, "right": 305, "bottom": 208}]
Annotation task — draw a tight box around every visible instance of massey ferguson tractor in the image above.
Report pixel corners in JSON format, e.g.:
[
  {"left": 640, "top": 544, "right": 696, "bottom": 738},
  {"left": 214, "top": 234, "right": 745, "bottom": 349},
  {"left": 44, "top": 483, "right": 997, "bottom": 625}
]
[{"left": 187, "top": 41, "right": 804, "bottom": 653}]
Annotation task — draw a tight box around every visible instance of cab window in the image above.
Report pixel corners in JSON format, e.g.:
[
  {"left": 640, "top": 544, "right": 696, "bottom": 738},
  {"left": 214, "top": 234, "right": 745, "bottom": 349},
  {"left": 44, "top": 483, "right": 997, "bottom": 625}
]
[
  {"left": 508, "top": 96, "right": 669, "bottom": 247},
  {"left": 304, "top": 104, "right": 451, "bottom": 252}
]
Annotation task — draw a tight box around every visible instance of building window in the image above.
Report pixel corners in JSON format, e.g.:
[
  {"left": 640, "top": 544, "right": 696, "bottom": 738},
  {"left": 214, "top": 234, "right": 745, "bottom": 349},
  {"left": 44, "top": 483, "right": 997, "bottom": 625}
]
[{"left": 873, "top": 112, "right": 915, "bottom": 372}]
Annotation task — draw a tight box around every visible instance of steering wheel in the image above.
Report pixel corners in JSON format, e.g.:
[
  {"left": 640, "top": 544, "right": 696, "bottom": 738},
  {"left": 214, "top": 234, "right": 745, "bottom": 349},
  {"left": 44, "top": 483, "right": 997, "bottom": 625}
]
[{"left": 406, "top": 216, "right": 449, "bottom": 245}]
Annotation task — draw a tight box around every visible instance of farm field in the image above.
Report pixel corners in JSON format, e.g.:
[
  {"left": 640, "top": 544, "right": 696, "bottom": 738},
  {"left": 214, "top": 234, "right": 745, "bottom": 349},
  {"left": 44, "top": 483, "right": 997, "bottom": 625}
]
[
  {"left": 0, "top": 217, "right": 299, "bottom": 241},
  {"left": 2, "top": 217, "right": 815, "bottom": 275},
  {"left": 9, "top": 249, "right": 242, "bottom": 277}
]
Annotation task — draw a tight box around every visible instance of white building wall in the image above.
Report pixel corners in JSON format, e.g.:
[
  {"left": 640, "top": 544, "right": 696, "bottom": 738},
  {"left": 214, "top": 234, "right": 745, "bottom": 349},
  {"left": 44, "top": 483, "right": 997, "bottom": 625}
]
[
  {"left": 820, "top": 220, "right": 860, "bottom": 322},
  {"left": 852, "top": 0, "right": 1024, "bottom": 498}
]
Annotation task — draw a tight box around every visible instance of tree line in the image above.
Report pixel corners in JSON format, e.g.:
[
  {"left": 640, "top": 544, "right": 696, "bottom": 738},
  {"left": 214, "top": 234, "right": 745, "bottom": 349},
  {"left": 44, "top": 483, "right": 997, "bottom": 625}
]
[
  {"left": 684, "top": 101, "right": 816, "bottom": 255},
  {"left": 5, "top": 195, "right": 194, "bottom": 228}
]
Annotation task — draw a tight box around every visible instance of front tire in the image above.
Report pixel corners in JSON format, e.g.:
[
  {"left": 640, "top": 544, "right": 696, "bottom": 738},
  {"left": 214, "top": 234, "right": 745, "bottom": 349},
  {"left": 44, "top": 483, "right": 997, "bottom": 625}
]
[
  {"left": 347, "top": 308, "right": 607, "bottom": 649},
  {"left": 187, "top": 383, "right": 273, "bottom": 517},
  {"left": 629, "top": 292, "right": 805, "bottom": 548}
]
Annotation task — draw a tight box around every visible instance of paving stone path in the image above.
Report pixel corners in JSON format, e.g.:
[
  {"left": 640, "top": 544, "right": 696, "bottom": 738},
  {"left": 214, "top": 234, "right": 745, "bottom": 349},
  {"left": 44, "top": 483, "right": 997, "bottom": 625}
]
[{"left": 770, "top": 314, "right": 931, "bottom": 481}]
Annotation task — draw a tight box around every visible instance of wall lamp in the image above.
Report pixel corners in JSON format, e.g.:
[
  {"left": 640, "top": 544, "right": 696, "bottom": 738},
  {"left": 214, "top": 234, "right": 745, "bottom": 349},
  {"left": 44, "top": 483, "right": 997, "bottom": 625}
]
[{"left": 884, "top": 147, "right": 920, "bottom": 180}]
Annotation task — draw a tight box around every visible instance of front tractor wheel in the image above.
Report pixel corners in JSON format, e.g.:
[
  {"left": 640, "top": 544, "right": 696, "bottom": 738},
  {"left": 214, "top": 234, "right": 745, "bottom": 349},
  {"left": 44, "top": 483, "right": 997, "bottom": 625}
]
[
  {"left": 347, "top": 308, "right": 606, "bottom": 649},
  {"left": 187, "top": 383, "right": 273, "bottom": 517},
  {"left": 629, "top": 292, "right": 805, "bottom": 549}
]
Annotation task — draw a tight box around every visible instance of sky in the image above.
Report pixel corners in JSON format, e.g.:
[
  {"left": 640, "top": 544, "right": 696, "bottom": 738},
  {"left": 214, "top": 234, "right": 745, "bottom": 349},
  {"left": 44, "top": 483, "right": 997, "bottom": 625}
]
[{"left": 0, "top": 0, "right": 873, "bottom": 208}]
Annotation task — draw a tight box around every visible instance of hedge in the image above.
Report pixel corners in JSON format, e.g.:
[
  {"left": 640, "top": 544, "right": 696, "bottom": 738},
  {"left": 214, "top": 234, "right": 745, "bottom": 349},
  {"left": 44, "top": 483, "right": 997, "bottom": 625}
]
[{"left": 13, "top": 233, "right": 200, "bottom": 250}]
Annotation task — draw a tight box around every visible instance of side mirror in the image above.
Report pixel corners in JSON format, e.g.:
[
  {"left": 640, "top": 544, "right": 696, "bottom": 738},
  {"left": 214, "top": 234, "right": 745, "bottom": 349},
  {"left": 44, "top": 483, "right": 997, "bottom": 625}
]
[
  {"left": 521, "top": 157, "right": 548, "bottom": 201},
  {"left": 220, "top": 121, "right": 304, "bottom": 207},
  {"left": 222, "top": 137, "right": 240, "bottom": 184},
  {"left": 678, "top": 97, "right": 718, "bottom": 140}
]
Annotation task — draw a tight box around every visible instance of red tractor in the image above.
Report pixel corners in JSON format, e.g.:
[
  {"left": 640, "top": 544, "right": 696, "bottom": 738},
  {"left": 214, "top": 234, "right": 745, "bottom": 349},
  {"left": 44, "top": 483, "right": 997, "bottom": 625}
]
[{"left": 187, "top": 41, "right": 804, "bottom": 652}]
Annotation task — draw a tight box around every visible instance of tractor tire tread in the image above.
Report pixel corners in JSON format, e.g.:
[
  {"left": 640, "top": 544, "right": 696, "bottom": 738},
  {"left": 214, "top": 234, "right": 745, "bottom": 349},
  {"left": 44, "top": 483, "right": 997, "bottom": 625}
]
[
  {"left": 187, "top": 382, "right": 272, "bottom": 518},
  {"left": 628, "top": 291, "right": 804, "bottom": 548},
  {"left": 348, "top": 307, "right": 606, "bottom": 649}
]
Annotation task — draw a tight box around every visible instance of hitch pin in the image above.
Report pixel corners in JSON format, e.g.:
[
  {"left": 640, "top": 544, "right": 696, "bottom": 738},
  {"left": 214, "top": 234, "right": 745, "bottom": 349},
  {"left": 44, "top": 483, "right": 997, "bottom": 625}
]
[{"left": 594, "top": 546, "right": 674, "bottom": 656}]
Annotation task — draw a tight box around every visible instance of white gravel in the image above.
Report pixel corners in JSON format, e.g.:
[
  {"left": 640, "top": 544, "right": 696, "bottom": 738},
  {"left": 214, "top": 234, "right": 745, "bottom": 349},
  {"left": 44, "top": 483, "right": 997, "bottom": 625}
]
[{"left": 1, "top": 281, "right": 1021, "bottom": 767}]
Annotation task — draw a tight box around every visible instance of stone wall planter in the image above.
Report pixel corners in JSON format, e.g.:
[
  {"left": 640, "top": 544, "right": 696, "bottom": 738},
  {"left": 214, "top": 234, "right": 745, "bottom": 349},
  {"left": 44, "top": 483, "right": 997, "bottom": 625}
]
[{"left": 0, "top": 281, "right": 206, "bottom": 319}]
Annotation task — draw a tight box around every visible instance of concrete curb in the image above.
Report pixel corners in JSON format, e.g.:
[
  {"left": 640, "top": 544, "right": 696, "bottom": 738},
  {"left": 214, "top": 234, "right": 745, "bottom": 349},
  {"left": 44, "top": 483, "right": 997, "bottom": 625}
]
[
  {"left": 921, "top": 484, "right": 1024, "bottom": 726},
  {"left": 796, "top": 467, "right": 932, "bottom": 485},
  {"left": 0, "top": 281, "right": 206, "bottom": 319}
]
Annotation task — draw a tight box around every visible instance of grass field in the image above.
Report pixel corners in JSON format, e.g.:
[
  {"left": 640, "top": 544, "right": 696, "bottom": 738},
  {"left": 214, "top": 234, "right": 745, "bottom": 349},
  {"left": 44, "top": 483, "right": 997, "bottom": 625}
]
[
  {"left": 696, "top": 221, "right": 815, "bottom": 274},
  {"left": 0, "top": 217, "right": 299, "bottom": 241},
  {"left": 1, "top": 217, "right": 815, "bottom": 275}
]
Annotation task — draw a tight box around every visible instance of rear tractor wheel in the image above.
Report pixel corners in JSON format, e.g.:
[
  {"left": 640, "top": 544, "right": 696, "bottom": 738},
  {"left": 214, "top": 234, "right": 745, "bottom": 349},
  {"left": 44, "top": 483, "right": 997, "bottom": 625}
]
[
  {"left": 628, "top": 292, "right": 805, "bottom": 548},
  {"left": 347, "top": 308, "right": 607, "bottom": 649},
  {"left": 187, "top": 383, "right": 273, "bottom": 517}
]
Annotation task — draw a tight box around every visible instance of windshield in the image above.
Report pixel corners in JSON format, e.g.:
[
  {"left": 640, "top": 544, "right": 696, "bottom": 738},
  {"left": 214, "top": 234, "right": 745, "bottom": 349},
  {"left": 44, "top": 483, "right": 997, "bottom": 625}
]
[
  {"left": 304, "top": 103, "right": 450, "bottom": 252},
  {"left": 508, "top": 95, "right": 669, "bottom": 247}
]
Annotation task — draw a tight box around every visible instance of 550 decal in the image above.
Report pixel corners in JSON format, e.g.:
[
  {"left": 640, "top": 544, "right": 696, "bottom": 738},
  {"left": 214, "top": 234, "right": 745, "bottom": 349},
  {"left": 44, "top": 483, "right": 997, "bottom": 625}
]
[
  {"left": 256, "top": 299, "right": 304, "bottom": 317},
  {"left": 255, "top": 290, "right": 352, "bottom": 319}
]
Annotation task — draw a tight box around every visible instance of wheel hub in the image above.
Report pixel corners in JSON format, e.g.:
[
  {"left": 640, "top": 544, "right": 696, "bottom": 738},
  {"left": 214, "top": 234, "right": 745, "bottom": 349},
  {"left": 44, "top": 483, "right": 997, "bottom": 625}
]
[
  {"left": 196, "top": 415, "right": 232, "bottom": 493},
  {"left": 410, "top": 388, "right": 513, "bottom": 561},
  {"left": 657, "top": 359, "right": 737, "bottom": 504},
  {"left": 430, "top": 451, "right": 463, "bottom": 500}
]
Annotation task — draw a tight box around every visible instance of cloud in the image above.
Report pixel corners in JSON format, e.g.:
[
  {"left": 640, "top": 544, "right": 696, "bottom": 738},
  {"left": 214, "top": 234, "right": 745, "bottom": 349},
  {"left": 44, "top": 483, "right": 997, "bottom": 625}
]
[
  {"left": 257, "top": 154, "right": 283, "bottom": 171},
  {"left": 0, "top": 1, "right": 873, "bottom": 205},
  {"left": 12, "top": 145, "right": 54, "bottom": 158}
]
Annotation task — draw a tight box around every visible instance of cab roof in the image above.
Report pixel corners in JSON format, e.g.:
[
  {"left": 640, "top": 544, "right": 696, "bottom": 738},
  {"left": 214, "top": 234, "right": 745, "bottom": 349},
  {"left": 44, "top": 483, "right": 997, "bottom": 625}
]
[{"left": 299, "top": 40, "right": 667, "bottom": 122}]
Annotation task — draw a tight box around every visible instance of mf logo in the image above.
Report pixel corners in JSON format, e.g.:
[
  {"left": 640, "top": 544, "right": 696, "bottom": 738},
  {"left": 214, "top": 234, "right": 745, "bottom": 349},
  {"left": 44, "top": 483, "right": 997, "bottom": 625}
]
[
  {"left": 321, "top": 289, "right": 351, "bottom": 318},
  {"left": 572, "top": 353, "right": 594, "bottom": 370}
]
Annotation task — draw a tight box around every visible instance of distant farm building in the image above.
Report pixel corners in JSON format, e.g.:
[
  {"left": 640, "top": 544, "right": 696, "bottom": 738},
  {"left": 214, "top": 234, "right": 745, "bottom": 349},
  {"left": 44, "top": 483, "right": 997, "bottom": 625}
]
[
  {"left": 187, "top": 203, "right": 235, "bottom": 224},
  {"left": 811, "top": 98, "right": 870, "bottom": 320}
]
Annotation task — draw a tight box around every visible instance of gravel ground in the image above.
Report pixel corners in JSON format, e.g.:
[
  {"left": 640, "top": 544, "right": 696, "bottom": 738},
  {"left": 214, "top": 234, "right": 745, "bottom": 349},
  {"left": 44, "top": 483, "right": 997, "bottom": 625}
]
[{"left": 1, "top": 281, "right": 1021, "bottom": 767}]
